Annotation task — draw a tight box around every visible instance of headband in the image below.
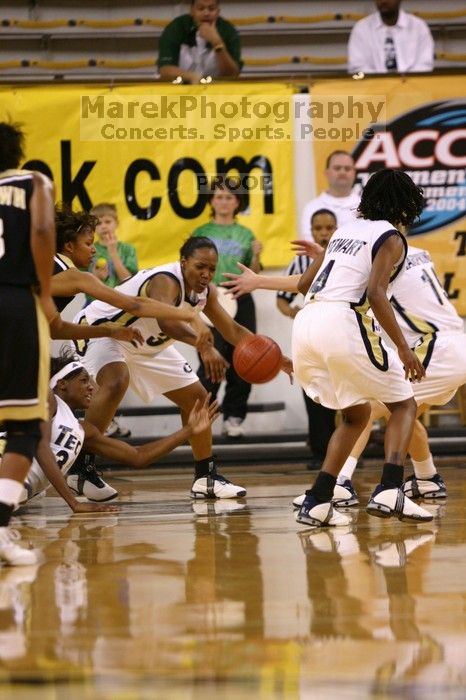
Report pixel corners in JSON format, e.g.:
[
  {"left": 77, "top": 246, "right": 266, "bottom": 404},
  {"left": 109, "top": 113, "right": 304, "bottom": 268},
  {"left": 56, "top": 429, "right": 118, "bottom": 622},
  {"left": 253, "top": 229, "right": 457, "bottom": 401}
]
[{"left": 50, "top": 361, "right": 86, "bottom": 389}]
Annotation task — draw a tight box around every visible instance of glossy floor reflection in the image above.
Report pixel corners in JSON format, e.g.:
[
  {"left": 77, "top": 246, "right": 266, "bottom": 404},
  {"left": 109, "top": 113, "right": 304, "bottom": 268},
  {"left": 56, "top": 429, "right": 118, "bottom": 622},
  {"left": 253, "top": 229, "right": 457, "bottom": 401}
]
[{"left": 1, "top": 463, "right": 466, "bottom": 699}]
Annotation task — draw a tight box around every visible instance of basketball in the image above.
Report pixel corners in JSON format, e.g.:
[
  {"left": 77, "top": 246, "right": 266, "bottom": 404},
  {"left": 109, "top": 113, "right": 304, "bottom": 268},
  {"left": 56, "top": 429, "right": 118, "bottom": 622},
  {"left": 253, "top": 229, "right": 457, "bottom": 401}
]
[{"left": 233, "top": 334, "right": 283, "bottom": 384}]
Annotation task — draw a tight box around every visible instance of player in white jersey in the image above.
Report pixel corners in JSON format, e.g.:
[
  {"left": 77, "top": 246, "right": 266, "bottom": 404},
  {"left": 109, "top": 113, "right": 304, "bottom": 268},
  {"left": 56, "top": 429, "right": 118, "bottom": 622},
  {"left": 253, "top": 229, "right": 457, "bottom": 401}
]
[
  {"left": 73, "top": 236, "right": 292, "bottom": 500},
  {"left": 224, "top": 169, "right": 433, "bottom": 527},
  {"left": 50, "top": 206, "right": 204, "bottom": 504},
  {"left": 311, "top": 243, "right": 466, "bottom": 506},
  {"left": 18, "top": 352, "right": 218, "bottom": 511}
]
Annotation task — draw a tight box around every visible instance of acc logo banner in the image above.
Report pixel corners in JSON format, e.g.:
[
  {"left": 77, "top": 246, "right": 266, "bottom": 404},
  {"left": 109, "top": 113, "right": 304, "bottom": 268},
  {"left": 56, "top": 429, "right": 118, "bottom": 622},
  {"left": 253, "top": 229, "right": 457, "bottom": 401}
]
[
  {"left": 309, "top": 76, "right": 466, "bottom": 314},
  {"left": 353, "top": 100, "right": 466, "bottom": 235}
]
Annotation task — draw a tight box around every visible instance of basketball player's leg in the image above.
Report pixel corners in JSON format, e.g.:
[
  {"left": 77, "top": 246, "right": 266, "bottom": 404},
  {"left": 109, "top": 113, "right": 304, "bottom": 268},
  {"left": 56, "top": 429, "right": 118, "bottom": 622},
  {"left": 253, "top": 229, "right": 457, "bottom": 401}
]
[
  {"left": 403, "top": 403, "right": 447, "bottom": 499},
  {"left": 85, "top": 361, "right": 130, "bottom": 433},
  {"left": 0, "top": 290, "right": 49, "bottom": 564},
  {"left": 295, "top": 402, "right": 371, "bottom": 527},
  {"left": 403, "top": 332, "right": 466, "bottom": 498},
  {"left": 165, "top": 381, "right": 247, "bottom": 499},
  {"left": 67, "top": 339, "right": 127, "bottom": 501},
  {"left": 366, "top": 397, "right": 432, "bottom": 521}
]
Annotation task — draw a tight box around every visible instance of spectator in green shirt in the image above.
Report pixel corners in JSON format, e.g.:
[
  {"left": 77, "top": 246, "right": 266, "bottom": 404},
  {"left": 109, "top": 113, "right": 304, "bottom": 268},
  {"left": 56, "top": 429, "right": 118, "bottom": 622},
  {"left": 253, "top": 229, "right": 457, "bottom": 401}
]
[
  {"left": 89, "top": 203, "right": 138, "bottom": 292},
  {"left": 192, "top": 176, "right": 262, "bottom": 438},
  {"left": 158, "top": 0, "right": 242, "bottom": 84}
]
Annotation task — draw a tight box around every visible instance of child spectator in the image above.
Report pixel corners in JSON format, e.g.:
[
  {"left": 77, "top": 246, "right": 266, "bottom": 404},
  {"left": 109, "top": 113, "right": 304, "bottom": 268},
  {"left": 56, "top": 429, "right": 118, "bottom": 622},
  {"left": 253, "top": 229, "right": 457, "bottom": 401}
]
[{"left": 89, "top": 203, "right": 138, "bottom": 293}]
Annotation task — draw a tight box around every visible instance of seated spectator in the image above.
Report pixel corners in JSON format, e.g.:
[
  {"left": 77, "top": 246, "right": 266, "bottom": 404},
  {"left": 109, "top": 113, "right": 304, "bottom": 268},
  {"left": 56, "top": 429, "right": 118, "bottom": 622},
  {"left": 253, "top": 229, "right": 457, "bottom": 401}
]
[
  {"left": 300, "top": 151, "right": 359, "bottom": 239},
  {"left": 158, "top": 0, "right": 242, "bottom": 84},
  {"left": 348, "top": 0, "right": 434, "bottom": 74}
]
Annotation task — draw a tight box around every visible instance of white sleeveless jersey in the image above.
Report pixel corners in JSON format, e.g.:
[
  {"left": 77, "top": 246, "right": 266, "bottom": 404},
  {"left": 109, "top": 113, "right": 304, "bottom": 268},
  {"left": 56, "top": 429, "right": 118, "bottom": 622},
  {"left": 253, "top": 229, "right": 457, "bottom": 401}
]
[
  {"left": 26, "top": 395, "right": 85, "bottom": 497},
  {"left": 389, "top": 245, "right": 463, "bottom": 348},
  {"left": 74, "top": 261, "right": 208, "bottom": 357},
  {"left": 303, "top": 219, "right": 406, "bottom": 306}
]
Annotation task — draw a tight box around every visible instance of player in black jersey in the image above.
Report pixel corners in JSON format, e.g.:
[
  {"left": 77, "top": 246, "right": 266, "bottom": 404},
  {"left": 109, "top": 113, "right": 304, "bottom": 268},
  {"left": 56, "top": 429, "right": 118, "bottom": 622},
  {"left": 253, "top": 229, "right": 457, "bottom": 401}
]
[{"left": 0, "top": 121, "right": 58, "bottom": 565}]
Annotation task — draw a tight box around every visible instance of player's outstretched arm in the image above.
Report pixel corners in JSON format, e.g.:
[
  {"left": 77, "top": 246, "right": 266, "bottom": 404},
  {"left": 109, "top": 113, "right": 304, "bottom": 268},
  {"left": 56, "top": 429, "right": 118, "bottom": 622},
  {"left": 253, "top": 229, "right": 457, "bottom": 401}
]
[
  {"left": 51, "top": 268, "right": 195, "bottom": 322},
  {"left": 222, "top": 263, "right": 300, "bottom": 298},
  {"left": 82, "top": 396, "right": 219, "bottom": 468},
  {"left": 49, "top": 316, "right": 144, "bottom": 344}
]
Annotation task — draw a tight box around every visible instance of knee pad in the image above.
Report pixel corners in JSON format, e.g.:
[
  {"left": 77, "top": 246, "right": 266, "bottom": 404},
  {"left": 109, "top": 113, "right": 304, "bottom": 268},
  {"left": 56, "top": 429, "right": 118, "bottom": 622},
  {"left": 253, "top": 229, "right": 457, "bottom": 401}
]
[{"left": 3, "top": 419, "right": 41, "bottom": 461}]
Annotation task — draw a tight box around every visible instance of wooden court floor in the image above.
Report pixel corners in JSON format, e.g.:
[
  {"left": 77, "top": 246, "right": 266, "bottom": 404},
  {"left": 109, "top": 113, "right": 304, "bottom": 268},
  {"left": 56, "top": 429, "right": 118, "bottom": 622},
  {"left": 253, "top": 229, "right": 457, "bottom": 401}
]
[{"left": 1, "top": 460, "right": 465, "bottom": 699}]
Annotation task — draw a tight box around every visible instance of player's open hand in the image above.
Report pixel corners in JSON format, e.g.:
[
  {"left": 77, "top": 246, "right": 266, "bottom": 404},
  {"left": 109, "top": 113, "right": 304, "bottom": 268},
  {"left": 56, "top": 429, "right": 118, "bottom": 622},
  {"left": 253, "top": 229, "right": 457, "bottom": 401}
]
[
  {"left": 221, "top": 263, "right": 258, "bottom": 298},
  {"left": 199, "top": 346, "right": 228, "bottom": 383},
  {"left": 108, "top": 324, "right": 144, "bottom": 345},
  {"left": 398, "top": 346, "right": 425, "bottom": 382},
  {"left": 290, "top": 240, "right": 324, "bottom": 258},
  {"left": 191, "top": 316, "right": 214, "bottom": 350},
  {"left": 188, "top": 394, "right": 220, "bottom": 435}
]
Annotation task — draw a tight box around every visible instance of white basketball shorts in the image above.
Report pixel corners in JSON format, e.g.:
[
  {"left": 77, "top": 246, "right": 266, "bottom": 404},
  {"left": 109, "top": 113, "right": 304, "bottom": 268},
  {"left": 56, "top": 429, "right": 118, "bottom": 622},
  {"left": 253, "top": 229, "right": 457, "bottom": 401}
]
[
  {"left": 79, "top": 337, "right": 199, "bottom": 403},
  {"left": 292, "top": 301, "right": 414, "bottom": 410}
]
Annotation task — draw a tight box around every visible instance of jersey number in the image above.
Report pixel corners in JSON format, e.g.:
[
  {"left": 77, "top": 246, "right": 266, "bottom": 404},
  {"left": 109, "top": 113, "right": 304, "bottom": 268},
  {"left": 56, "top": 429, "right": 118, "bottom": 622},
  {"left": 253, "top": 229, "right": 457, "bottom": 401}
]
[
  {"left": 0, "top": 218, "right": 4, "bottom": 259},
  {"left": 55, "top": 450, "right": 69, "bottom": 468},
  {"left": 421, "top": 269, "right": 445, "bottom": 306},
  {"left": 309, "top": 260, "right": 335, "bottom": 296}
]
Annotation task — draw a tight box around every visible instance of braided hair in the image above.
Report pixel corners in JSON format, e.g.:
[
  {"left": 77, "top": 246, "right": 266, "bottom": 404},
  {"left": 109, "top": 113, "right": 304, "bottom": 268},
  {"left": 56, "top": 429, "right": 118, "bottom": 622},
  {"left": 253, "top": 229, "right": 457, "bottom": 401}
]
[{"left": 358, "top": 169, "right": 424, "bottom": 227}]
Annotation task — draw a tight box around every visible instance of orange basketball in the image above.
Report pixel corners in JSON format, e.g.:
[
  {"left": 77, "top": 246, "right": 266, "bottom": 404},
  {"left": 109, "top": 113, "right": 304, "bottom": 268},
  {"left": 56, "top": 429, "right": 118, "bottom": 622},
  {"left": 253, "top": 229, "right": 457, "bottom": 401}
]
[{"left": 233, "top": 334, "right": 283, "bottom": 384}]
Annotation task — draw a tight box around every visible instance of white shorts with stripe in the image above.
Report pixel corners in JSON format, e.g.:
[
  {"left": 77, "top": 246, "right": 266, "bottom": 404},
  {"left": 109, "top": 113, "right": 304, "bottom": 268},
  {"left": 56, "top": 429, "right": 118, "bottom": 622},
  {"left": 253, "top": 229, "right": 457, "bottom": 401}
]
[
  {"left": 292, "top": 301, "right": 414, "bottom": 410},
  {"left": 413, "top": 331, "right": 466, "bottom": 407},
  {"left": 80, "top": 338, "right": 199, "bottom": 403}
]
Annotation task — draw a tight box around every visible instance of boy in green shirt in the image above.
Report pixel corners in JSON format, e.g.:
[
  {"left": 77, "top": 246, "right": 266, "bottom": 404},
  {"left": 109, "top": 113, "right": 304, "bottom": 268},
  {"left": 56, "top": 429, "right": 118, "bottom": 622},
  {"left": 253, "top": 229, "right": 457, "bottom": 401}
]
[{"left": 89, "top": 203, "right": 138, "bottom": 291}]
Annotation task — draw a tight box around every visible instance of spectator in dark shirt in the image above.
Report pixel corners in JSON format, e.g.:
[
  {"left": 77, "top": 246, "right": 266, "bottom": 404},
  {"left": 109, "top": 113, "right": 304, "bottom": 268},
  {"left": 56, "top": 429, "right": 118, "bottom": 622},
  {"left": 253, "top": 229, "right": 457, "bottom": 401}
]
[{"left": 158, "top": 0, "right": 242, "bottom": 84}]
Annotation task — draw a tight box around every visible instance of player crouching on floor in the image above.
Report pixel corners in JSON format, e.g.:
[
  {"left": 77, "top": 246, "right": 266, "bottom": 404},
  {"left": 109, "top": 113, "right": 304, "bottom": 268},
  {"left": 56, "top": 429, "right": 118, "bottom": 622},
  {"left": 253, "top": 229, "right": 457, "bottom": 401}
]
[{"left": 13, "top": 350, "right": 219, "bottom": 512}]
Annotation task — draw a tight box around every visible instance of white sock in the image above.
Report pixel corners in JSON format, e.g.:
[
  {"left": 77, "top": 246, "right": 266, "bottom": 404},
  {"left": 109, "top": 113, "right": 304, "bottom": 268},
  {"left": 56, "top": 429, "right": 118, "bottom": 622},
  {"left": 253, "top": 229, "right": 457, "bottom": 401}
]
[
  {"left": 411, "top": 454, "right": 436, "bottom": 480},
  {"left": 0, "top": 477, "right": 24, "bottom": 506},
  {"left": 338, "top": 456, "right": 358, "bottom": 484}
]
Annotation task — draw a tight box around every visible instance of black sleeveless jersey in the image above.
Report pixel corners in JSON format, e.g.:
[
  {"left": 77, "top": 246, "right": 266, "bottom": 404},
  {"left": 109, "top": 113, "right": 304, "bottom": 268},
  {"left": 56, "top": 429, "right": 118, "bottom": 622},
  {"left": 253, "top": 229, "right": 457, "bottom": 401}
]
[
  {"left": 0, "top": 170, "right": 35, "bottom": 286},
  {"left": 53, "top": 254, "right": 76, "bottom": 312}
]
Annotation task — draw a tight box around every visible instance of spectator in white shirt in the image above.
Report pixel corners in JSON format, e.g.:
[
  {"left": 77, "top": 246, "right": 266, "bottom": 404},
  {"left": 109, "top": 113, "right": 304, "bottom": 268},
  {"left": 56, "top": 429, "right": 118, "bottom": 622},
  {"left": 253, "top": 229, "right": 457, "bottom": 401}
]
[
  {"left": 300, "top": 151, "right": 360, "bottom": 239},
  {"left": 348, "top": 0, "right": 434, "bottom": 74}
]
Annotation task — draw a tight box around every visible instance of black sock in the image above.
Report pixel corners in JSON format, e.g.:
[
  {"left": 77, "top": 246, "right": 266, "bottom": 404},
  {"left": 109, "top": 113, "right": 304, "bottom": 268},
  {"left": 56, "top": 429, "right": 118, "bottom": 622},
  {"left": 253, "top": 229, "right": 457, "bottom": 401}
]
[
  {"left": 0, "top": 502, "right": 14, "bottom": 527},
  {"left": 381, "top": 462, "right": 404, "bottom": 489},
  {"left": 308, "top": 471, "right": 336, "bottom": 503},
  {"left": 194, "top": 457, "right": 214, "bottom": 479},
  {"left": 68, "top": 451, "right": 95, "bottom": 476}
]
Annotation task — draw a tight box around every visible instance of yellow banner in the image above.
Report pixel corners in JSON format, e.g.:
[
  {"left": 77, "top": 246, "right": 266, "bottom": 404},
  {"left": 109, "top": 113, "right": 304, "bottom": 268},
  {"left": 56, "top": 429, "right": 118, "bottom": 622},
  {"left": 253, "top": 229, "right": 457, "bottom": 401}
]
[
  {"left": 309, "top": 75, "right": 466, "bottom": 314},
  {"left": 0, "top": 83, "right": 295, "bottom": 268}
]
